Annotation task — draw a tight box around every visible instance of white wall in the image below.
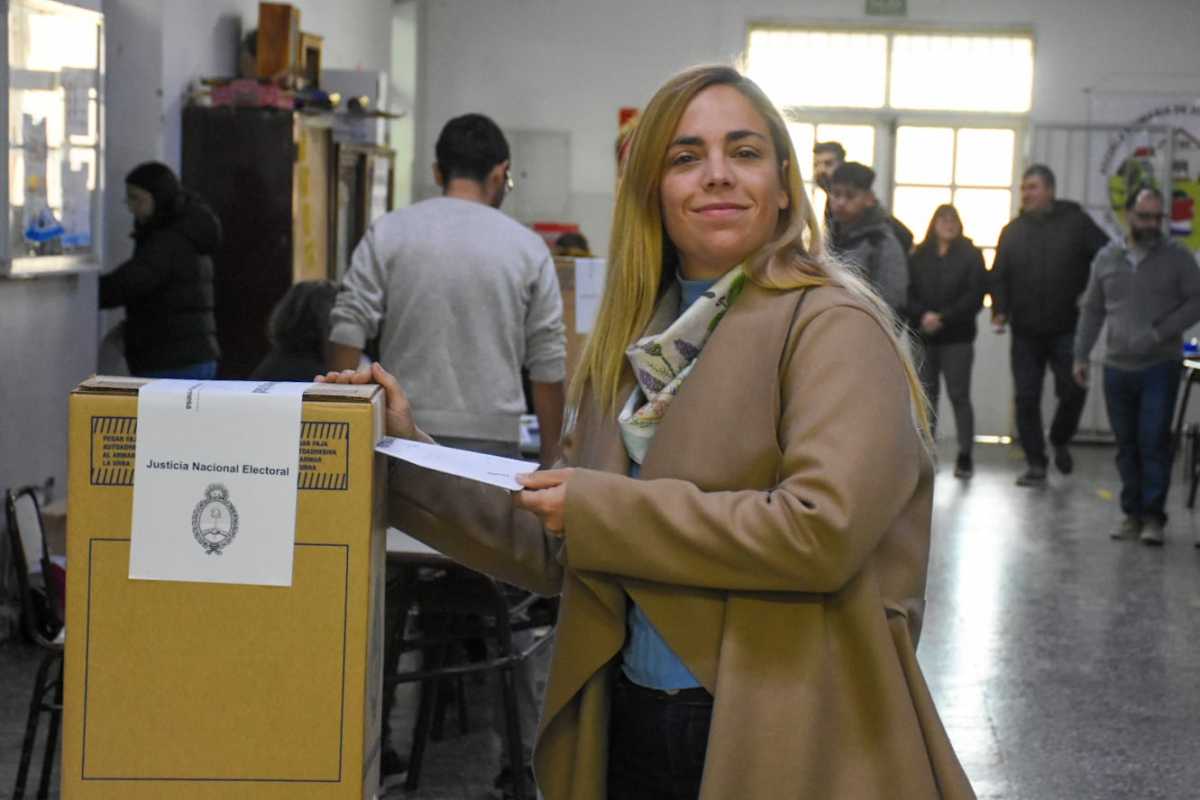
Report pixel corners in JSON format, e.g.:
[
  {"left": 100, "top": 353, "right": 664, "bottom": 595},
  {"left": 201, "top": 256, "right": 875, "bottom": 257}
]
[
  {"left": 0, "top": 0, "right": 160, "bottom": 498},
  {"left": 417, "top": 0, "right": 1200, "bottom": 441},
  {"left": 1, "top": 0, "right": 394, "bottom": 499},
  {"left": 159, "top": 0, "right": 394, "bottom": 173},
  {"left": 419, "top": 0, "right": 1200, "bottom": 257}
]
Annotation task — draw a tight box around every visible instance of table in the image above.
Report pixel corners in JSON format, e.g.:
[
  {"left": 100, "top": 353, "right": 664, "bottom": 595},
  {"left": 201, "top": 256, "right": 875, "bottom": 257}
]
[{"left": 386, "top": 527, "right": 451, "bottom": 563}]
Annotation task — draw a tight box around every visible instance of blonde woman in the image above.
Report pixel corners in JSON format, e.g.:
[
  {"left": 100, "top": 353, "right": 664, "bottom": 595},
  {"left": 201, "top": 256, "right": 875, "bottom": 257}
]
[{"left": 321, "top": 65, "right": 973, "bottom": 799}]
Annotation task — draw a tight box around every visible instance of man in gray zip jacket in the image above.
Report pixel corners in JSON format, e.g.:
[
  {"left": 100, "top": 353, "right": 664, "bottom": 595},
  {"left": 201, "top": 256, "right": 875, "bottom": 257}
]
[
  {"left": 828, "top": 162, "right": 909, "bottom": 315},
  {"left": 1074, "top": 187, "right": 1200, "bottom": 545}
]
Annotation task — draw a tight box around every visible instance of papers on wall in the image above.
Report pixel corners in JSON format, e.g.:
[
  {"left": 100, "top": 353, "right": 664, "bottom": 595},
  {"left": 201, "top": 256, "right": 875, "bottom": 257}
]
[
  {"left": 574, "top": 257, "right": 606, "bottom": 334},
  {"left": 129, "top": 380, "right": 309, "bottom": 586},
  {"left": 61, "top": 68, "right": 92, "bottom": 137},
  {"left": 21, "top": 115, "right": 57, "bottom": 246},
  {"left": 61, "top": 165, "right": 90, "bottom": 249},
  {"left": 376, "top": 437, "right": 538, "bottom": 492}
]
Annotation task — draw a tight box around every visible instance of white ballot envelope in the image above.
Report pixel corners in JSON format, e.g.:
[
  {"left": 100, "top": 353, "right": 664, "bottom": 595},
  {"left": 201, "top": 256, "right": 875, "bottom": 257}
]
[
  {"left": 129, "top": 380, "right": 308, "bottom": 586},
  {"left": 376, "top": 437, "right": 538, "bottom": 491}
]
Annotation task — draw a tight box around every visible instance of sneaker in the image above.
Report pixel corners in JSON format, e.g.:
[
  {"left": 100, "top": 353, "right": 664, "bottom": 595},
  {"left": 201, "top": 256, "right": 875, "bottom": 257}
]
[
  {"left": 1054, "top": 445, "right": 1074, "bottom": 475},
  {"left": 1015, "top": 465, "right": 1047, "bottom": 487},
  {"left": 1110, "top": 516, "right": 1142, "bottom": 540},
  {"left": 953, "top": 453, "right": 974, "bottom": 479},
  {"left": 1139, "top": 519, "right": 1165, "bottom": 546}
]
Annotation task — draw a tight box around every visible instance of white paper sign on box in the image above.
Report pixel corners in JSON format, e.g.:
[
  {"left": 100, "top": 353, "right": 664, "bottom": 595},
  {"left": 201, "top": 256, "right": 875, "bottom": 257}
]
[{"left": 129, "top": 380, "right": 309, "bottom": 586}]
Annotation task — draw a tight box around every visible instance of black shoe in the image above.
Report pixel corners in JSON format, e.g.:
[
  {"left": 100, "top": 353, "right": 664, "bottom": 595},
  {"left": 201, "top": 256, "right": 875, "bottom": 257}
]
[
  {"left": 379, "top": 748, "right": 409, "bottom": 788},
  {"left": 953, "top": 453, "right": 974, "bottom": 479},
  {"left": 1053, "top": 445, "right": 1074, "bottom": 475},
  {"left": 1015, "top": 465, "right": 1047, "bottom": 487},
  {"left": 493, "top": 765, "right": 536, "bottom": 800}
]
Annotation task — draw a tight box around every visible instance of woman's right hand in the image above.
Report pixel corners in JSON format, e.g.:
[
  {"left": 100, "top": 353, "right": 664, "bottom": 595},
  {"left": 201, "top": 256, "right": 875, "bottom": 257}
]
[{"left": 316, "top": 362, "right": 428, "bottom": 442}]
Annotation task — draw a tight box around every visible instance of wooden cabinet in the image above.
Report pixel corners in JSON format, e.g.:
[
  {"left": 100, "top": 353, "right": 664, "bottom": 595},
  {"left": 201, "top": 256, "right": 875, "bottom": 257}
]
[{"left": 181, "top": 106, "right": 332, "bottom": 378}]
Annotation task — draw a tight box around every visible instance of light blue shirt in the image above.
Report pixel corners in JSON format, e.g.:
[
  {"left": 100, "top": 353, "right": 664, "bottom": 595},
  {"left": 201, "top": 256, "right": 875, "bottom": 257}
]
[{"left": 620, "top": 273, "right": 716, "bottom": 690}]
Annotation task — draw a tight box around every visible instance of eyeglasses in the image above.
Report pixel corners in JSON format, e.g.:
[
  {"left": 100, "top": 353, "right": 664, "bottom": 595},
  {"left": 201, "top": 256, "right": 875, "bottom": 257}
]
[
  {"left": 505, "top": 168, "right": 516, "bottom": 192},
  {"left": 1132, "top": 211, "right": 1165, "bottom": 222}
]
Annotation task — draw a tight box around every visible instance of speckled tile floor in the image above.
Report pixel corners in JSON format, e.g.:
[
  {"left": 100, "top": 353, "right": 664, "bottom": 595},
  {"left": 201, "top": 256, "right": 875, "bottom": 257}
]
[{"left": 5, "top": 442, "right": 1200, "bottom": 799}]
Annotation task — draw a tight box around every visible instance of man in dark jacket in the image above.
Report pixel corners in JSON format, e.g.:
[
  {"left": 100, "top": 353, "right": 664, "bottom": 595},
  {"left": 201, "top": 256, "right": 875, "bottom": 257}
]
[
  {"left": 828, "top": 162, "right": 909, "bottom": 315},
  {"left": 991, "top": 164, "right": 1110, "bottom": 486},
  {"left": 99, "top": 162, "right": 221, "bottom": 378}
]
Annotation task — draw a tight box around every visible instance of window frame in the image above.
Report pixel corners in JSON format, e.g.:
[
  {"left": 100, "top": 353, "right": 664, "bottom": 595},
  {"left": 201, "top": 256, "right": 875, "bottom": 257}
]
[
  {"left": 747, "top": 22, "right": 1034, "bottom": 259},
  {"left": 745, "top": 21, "right": 1036, "bottom": 115}
]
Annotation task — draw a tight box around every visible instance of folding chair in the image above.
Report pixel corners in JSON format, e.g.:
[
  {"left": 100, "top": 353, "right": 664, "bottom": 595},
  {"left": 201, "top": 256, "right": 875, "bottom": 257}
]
[{"left": 6, "top": 487, "right": 66, "bottom": 800}]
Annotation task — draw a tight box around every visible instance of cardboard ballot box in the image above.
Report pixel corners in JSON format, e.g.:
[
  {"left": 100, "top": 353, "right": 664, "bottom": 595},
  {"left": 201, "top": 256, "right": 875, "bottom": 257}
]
[{"left": 63, "top": 377, "right": 387, "bottom": 799}]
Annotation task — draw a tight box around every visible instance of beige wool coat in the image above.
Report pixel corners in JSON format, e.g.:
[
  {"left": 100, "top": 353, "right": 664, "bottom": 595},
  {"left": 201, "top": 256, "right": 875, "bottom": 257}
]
[{"left": 389, "top": 282, "right": 976, "bottom": 799}]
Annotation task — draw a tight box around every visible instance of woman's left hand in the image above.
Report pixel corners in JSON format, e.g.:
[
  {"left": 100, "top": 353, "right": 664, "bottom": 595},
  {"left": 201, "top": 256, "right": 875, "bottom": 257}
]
[{"left": 513, "top": 468, "right": 574, "bottom": 536}]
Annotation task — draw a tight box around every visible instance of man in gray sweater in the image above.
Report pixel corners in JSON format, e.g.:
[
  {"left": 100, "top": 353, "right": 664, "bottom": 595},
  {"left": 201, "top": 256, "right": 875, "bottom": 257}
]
[
  {"left": 328, "top": 113, "right": 565, "bottom": 792},
  {"left": 328, "top": 114, "right": 566, "bottom": 463},
  {"left": 1074, "top": 187, "right": 1200, "bottom": 545}
]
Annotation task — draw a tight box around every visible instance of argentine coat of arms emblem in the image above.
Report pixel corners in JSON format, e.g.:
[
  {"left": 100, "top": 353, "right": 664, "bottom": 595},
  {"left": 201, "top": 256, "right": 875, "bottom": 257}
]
[{"left": 192, "top": 483, "right": 239, "bottom": 555}]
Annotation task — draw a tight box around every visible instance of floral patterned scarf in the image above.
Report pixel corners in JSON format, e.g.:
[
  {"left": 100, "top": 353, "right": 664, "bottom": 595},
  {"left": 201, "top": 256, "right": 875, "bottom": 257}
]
[{"left": 618, "top": 266, "right": 747, "bottom": 464}]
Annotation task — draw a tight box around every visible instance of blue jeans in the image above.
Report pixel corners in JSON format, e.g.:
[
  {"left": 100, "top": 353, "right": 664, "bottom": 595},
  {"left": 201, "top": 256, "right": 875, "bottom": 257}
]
[
  {"left": 1103, "top": 361, "right": 1183, "bottom": 524},
  {"left": 137, "top": 361, "right": 218, "bottom": 380}
]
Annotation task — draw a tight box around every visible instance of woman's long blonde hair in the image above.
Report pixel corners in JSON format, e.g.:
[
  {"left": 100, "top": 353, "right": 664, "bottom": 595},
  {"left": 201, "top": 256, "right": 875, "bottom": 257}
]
[{"left": 569, "top": 64, "right": 931, "bottom": 448}]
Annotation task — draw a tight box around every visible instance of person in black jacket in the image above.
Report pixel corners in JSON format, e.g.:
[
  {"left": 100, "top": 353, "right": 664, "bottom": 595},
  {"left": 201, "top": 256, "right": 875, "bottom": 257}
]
[
  {"left": 991, "top": 164, "right": 1110, "bottom": 487},
  {"left": 250, "top": 280, "right": 338, "bottom": 381},
  {"left": 909, "top": 205, "right": 987, "bottom": 478},
  {"left": 99, "top": 162, "right": 221, "bottom": 378}
]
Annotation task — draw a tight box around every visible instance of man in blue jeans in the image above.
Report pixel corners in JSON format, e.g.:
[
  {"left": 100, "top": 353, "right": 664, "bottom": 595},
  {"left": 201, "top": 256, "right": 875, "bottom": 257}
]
[{"left": 1074, "top": 187, "right": 1200, "bottom": 544}]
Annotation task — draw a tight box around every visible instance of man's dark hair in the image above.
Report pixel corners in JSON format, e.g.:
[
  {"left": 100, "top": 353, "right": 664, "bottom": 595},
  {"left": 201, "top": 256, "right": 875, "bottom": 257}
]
[
  {"left": 1125, "top": 185, "right": 1164, "bottom": 211},
  {"left": 435, "top": 113, "right": 510, "bottom": 183},
  {"left": 555, "top": 232, "right": 591, "bottom": 254},
  {"left": 831, "top": 161, "right": 875, "bottom": 192},
  {"left": 814, "top": 141, "right": 846, "bottom": 162},
  {"left": 267, "top": 280, "right": 338, "bottom": 355},
  {"left": 1022, "top": 163, "right": 1056, "bottom": 190}
]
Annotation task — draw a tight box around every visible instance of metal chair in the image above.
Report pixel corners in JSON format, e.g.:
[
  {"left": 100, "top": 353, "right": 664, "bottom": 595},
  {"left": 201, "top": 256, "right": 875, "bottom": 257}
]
[
  {"left": 5, "top": 487, "right": 65, "bottom": 800},
  {"left": 386, "top": 564, "right": 554, "bottom": 800}
]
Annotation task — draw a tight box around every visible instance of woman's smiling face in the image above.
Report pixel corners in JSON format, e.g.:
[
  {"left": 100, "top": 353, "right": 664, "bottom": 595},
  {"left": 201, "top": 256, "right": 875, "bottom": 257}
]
[{"left": 659, "top": 84, "right": 789, "bottom": 280}]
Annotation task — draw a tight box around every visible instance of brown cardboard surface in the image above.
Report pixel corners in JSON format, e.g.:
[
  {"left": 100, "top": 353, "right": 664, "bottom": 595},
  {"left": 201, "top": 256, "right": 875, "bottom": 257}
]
[
  {"left": 62, "top": 379, "right": 386, "bottom": 799},
  {"left": 554, "top": 256, "right": 588, "bottom": 387}
]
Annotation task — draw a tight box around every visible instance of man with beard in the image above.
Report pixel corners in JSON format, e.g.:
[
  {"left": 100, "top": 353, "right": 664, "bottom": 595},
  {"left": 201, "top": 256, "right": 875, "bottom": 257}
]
[
  {"left": 991, "top": 164, "right": 1110, "bottom": 487},
  {"left": 1074, "top": 186, "right": 1200, "bottom": 545}
]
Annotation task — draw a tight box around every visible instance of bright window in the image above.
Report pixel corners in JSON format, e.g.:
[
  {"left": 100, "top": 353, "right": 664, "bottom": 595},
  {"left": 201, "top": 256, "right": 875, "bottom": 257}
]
[
  {"left": 746, "top": 29, "right": 887, "bottom": 109},
  {"left": 892, "top": 126, "right": 1017, "bottom": 264},
  {"left": 787, "top": 122, "right": 875, "bottom": 212},
  {"left": 747, "top": 27, "right": 1033, "bottom": 113},
  {"left": 889, "top": 35, "right": 1033, "bottom": 113},
  {"left": 749, "top": 26, "right": 1030, "bottom": 257}
]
